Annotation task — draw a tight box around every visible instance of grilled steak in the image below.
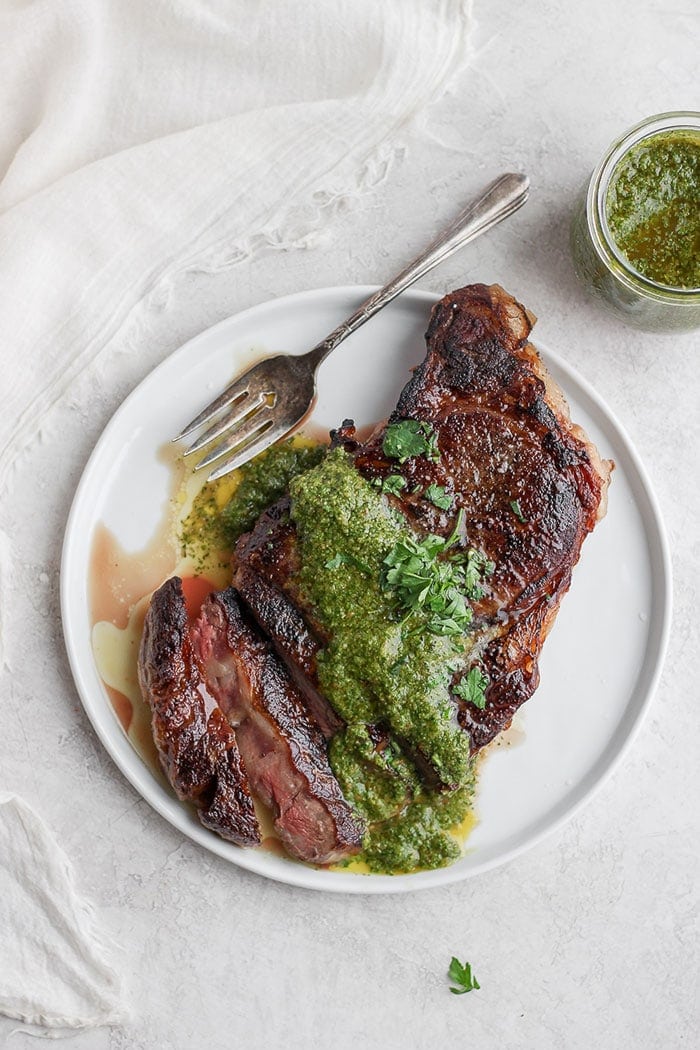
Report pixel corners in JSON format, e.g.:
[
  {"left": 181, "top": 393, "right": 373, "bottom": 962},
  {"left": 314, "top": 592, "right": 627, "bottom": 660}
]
[
  {"left": 232, "top": 543, "right": 341, "bottom": 740},
  {"left": 137, "top": 577, "right": 261, "bottom": 846},
  {"left": 138, "top": 282, "right": 611, "bottom": 863},
  {"left": 190, "top": 589, "right": 364, "bottom": 864},
  {"left": 234, "top": 283, "right": 612, "bottom": 755}
]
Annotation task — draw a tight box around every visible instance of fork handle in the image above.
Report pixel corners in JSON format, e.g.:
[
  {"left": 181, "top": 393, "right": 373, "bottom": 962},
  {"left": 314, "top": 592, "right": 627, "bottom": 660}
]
[{"left": 305, "top": 172, "right": 529, "bottom": 370}]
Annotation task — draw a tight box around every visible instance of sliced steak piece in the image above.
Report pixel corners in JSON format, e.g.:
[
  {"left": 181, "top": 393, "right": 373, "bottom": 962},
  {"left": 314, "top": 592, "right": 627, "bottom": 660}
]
[
  {"left": 233, "top": 283, "right": 612, "bottom": 756},
  {"left": 137, "top": 577, "right": 260, "bottom": 847},
  {"left": 190, "top": 588, "right": 364, "bottom": 865},
  {"left": 231, "top": 507, "right": 341, "bottom": 740}
]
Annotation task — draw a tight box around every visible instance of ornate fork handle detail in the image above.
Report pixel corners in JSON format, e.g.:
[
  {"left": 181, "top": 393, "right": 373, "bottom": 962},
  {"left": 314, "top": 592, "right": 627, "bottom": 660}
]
[{"left": 305, "top": 173, "right": 529, "bottom": 371}]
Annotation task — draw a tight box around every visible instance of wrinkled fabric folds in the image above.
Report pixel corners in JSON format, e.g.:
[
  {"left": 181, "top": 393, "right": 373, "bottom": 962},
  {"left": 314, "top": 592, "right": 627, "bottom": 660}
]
[
  {"left": 0, "top": 0, "right": 474, "bottom": 494},
  {"left": 0, "top": 793, "right": 123, "bottom": 1029}
]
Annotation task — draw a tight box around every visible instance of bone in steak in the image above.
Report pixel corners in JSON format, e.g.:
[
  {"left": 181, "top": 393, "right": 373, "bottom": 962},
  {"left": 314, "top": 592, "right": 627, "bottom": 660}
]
[
  {"left": 234, "top": 283, "right": 612, "bottom": 756},
  {"left": 137, "top": 576, "right": 261, "bottom": 846}
]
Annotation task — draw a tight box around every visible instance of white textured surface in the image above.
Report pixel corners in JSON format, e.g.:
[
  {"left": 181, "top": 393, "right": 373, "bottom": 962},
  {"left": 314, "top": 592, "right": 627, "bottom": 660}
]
[
  {"left": 0, "top": 2, "right": 698, "bottom": 1048},
  {"left": 0, "top": 794, "right": 122, "bottom": 1029}
]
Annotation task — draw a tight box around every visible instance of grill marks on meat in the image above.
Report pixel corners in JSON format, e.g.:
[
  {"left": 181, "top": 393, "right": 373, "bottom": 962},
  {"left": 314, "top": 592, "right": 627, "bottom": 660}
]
[
  {"left": 190, "top": 589, "right": 363, "bottom": 864},
  {"left": 137, "top": 577, "right": 260, "bottom": 847},
  {"left": 234, "top": 283, "right": 612, "bottom": 756}
]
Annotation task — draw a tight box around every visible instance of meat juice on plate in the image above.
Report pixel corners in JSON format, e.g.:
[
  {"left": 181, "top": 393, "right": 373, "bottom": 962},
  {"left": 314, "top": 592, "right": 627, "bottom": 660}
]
[{"left": 89, "top": 442, "right": 280, "bottom": 848}]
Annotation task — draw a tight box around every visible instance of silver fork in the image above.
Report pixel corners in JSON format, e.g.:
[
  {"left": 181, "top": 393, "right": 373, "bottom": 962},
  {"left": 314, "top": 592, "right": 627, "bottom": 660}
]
[{"left": 175, "top": 172, "right": 529, "bottom": 481}]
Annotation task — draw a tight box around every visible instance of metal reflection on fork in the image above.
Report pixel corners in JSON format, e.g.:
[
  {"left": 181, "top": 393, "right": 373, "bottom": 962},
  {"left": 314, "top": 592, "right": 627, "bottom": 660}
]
[{"left": 174, "top": 172, "right": 529, "bottom": 482}]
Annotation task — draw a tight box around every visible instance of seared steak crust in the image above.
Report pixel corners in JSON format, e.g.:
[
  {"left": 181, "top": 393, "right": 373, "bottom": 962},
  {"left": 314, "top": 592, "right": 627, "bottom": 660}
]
[
  {"left": 231, "top": 507, "right": 341, "bottom": 740},
  {"left": 348, "top": 283, "right": 611, "bottom": 748},
  {"left": 235, "top": 283, "right": 611, "bottom": 754},
  {"left": 137, "top": 577, "right": 260, "bottom": 846},
  {"left": 191, "top": 588, "right": 364, "bottom": 864}
]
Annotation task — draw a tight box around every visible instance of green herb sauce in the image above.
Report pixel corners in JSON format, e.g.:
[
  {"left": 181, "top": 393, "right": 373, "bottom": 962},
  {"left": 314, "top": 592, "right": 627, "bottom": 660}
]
[
  {"left": 183, "top": 440, "right": 481, "bottom": 873},
  {"left": 289, "top": 448, "right": 478, "bottom": 873},
  {"left": 219, "top": 440, "right": 325, "bottom": 544},
  {"left": 605, "top": 129, "right": 700, "bottom": 288},
  {"left": 180, "top": 439, "right": 325, "bottom": 564}
]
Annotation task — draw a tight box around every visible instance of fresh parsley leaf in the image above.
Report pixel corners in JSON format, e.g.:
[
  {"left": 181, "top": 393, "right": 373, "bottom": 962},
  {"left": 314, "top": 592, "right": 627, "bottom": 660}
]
[
  {"left": 381, "top": 474, "right": 407, "bottom": 496},
  {"left": 424, "top": 484, "right": 454, "bottom": 511},
  {"left": 423, "top": 425, "right": 440, "bottom": 463},
  {"left": 448, "top": 956, "right": 480, "bottom": 995},
  {"left": 382, "top": 420, "right": 440, "bottom": 464},
  {"left": 383, "top": 537, "right": 471, "bottom": 636},
  {"left": 462, "top": 548, "right": 495, "bottom": 600},
  {"left": 510, "top": 498, "right": 527, "bottom": 523},
  {"left": 324, "top": 552, "right": 373, "bottom": 576},
  {"left": 381, "top": 511, "right": 492, "bottom": 638},
  {"left": 453, "top": 666, "right": 490, "bottom": 710}
]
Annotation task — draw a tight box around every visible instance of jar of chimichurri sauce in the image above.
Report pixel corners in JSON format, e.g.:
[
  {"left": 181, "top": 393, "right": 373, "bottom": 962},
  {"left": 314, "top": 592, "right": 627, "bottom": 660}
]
[{"left": 571, "top": 112, "right": 700, "bottom": 331}]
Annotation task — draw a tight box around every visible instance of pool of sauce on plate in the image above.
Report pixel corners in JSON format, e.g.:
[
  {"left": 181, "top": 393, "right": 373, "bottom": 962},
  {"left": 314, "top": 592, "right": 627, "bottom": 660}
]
[{"left": 89, "top": 442, "right": 228, "bottom": 772}]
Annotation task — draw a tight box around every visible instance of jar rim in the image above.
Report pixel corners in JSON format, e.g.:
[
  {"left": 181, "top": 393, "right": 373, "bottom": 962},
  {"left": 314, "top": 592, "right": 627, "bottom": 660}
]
[{"left": 586, "top": 111, "right": 700, "bottom": 299}]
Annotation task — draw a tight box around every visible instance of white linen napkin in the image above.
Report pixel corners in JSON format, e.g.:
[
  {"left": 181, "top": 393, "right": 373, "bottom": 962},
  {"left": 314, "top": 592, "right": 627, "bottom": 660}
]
[
  {"left": 0, "top": 0, "right": 474, "bottom": 498},
  {"left": 0, "top": 794, "right": 122, "bottom": 1030}
]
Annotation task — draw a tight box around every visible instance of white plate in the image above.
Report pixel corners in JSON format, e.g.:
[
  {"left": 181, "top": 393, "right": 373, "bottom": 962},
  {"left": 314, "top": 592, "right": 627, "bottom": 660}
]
[{"left": 61, "top": 286, "right": 672, "bottom": 894}]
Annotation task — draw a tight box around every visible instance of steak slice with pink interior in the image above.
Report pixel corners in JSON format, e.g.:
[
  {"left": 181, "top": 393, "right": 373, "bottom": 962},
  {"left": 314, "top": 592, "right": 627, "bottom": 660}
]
[
  {"left": 190, "top": 588, "right": 364, "bottom": 865},
  {"left": 137, "top": 577, "right": 260, "bottom": 847}
]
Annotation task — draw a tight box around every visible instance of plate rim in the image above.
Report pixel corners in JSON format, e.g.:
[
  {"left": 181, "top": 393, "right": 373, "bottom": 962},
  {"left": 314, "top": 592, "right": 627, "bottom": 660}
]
[{"left": 60, "top": 284, "right": 673, "bottom": 894}]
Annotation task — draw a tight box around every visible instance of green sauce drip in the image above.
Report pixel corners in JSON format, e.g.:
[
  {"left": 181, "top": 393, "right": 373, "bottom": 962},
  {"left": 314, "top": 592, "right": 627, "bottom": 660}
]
[
  {"left": 605, "top": 129, "right": 700, "bottom": 289},
  {"left": 180, "top": 439, "right": 325, "bottom": 565},
  {"left": 290, "top": 448, "right": 477, "bottom": 873},
  {"left": 362, "top": 783, "right": 475, "bottom": 874},
  {"left": 329, "top": 724, "right": 419, "bottom": 823},
  {"left": 219, "top": 440, "right": 325, "bottom": 544}
]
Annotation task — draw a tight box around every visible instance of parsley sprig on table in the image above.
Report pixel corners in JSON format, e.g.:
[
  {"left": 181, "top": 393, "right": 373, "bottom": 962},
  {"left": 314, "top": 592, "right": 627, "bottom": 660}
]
[
  {"left": 448, "top": 956, "right": 480, "bottom": 995},
  {"left": 382, "top": 419, "right": 440, "bottom": 463},
  {"left": 381, "top": 510, "right": 493, "bottom": 638}
]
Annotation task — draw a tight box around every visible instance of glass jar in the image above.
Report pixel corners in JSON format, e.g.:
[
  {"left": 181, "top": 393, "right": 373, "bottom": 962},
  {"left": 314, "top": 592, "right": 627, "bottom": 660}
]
[{"left": 570, "top": 111, "right": 700, "bottom": 332}]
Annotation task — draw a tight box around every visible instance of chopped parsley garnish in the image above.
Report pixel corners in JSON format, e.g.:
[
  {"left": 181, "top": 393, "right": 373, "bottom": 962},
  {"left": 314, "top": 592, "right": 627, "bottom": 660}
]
[
  {"left": 424, "top": 484, "right": 454, "bottom": 511},
  {"left": 380, "top": 474, "right": 407, "bottom": 496},
  {"left": 453, "top": 666, "right": 490, "bottom": 710},
  {"left": 381, "top": 510, "right": 492, "bottom": 638},
  {"left": 448, "top": 957, "right": 480, "bottom": 995},
  {"left": 382, "top": 420, "right": 440, "bottom": 463},
  {"left": 462, "top": 548, "right": 495, "bottom": 598},
  {"left": 510, "top": 498, "right": 527, "bottom": 523}
]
